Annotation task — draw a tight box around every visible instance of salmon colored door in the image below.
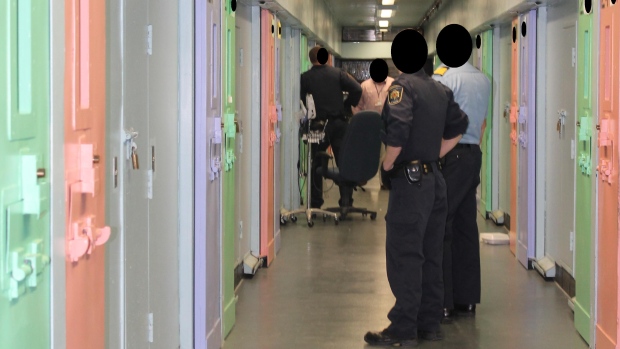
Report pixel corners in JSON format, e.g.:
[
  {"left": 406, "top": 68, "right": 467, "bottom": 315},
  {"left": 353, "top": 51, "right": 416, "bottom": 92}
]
[
  {"left": 516, "top": 10, "right": 536, "bottom": 268},
  {"left": 64, "top": 0, "right": 109, "bottom": 348},
  {"left": 509, "top": 18, "right": 519, "bottom": 255},
  {"left": 596, "top": 1, "right": 619, "bottom": 348},
  {"left": 0, "top": 1, "right": 51, "bottom": 348},
  {"left": 260, "top": 9, "right": 276, "bottom": 266},
  {"left": 574, "top": 0, "right": 596, "bottom": 343}
]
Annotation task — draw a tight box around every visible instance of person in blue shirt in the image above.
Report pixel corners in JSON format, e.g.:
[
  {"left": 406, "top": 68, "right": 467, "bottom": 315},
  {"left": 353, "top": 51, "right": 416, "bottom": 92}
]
[{"left": 433, "top": 60, "right": 491, "bottom": 323}]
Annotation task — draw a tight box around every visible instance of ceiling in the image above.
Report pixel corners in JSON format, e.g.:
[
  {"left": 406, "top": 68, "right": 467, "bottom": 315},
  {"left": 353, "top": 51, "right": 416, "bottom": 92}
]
[{"left": 324, "top": 0, "right": 436, "bottom": 28}]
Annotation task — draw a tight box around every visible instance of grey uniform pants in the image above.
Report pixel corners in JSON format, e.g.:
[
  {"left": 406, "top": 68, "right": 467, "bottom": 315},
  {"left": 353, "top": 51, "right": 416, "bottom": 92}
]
[{"left": 385, "top": 164, "right": 447, "bottom": 337}]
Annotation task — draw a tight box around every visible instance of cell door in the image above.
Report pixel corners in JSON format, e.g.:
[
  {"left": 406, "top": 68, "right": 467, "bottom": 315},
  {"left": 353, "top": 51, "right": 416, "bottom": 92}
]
[
  {"left": 195, "top": 0, "right": 223, "bottom": 348},
  {"left": 259, "top": 9, "right": 276, "bottom": 266},
  {"left": 516, "top": 11, "right": 537, "bottom": 268},
  {"left": 64, "top": 0, "right": 109, "bottom": 348},
  {"left": 222, "top": 0, "right": 238, "bottom": 338},
  {"left": 574, "top": 0, "right": 596, "bottom": 343},
  {"left": 298, "top": 34, "right": 310, "bottom": 205},
  {"left": 596, "top": 1, "right": 619, "bottom": 348},
  {"left": 0, "top": 2, "right": 51, "bottom": 348},
  {"left": 274, "top": 18, "right": 283, "bottom": 255},
  {"left": 509, "top": 18, "right": 520, "bottom": 255},
  {"left": 477, "top": 30, "right": 494, "bottom": 216}
]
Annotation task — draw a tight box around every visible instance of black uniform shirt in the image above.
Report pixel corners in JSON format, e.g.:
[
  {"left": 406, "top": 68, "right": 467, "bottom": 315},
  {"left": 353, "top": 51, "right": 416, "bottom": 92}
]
[
  {"left": 300, "top": 65, "right": 362, "bottom": 120},
  {"left": 381, "top": 70, "right": 469, "bottom": 163}
]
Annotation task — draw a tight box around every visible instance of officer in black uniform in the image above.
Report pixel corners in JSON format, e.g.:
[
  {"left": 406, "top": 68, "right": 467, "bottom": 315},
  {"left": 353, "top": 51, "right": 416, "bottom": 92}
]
[
  {"left": 300, "top": 46, "right": 362, "bottom": 208},
  {"left": 365, "top": 29, "right": 468, "bottom": 347}
]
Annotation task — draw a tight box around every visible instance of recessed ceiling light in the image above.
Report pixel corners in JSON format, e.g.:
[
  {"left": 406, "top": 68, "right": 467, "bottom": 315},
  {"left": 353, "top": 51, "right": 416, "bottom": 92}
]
[
  {"left": 379, "top": 20, "right": 389, "bottom": 27},
  {"left": 380, "top": 9, "right": 393, "bottom": 18},
  {"left": 382, "top": 0, "right": 395, "bottom": 5}
]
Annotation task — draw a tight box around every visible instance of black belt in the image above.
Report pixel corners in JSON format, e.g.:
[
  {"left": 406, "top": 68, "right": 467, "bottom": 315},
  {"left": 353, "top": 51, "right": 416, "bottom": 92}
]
[
  {"left": 453, "top": 143, "right": 479, "bottom": 149},
  {"left": 391, "top": 160, "right": 441, "bottom": 178}
]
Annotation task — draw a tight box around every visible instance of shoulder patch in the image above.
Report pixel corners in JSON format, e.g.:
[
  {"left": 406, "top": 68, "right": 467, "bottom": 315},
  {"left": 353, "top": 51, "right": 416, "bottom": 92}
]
[
  {"left": 388, "top": 85, "right": 404, "bottom": 105},
  {"left": 434, "top": 66, "right": 449, "bottom": 76}
]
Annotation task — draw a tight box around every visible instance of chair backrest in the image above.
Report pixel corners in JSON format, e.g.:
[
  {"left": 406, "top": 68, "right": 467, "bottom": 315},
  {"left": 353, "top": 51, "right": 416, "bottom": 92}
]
[{"left": 338, "top": 111, "right": 382, "bottom": 183}]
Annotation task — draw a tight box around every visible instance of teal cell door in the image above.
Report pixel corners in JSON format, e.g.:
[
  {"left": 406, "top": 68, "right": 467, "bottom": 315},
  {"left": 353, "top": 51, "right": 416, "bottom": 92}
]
[
  {"left": 222, "top": 0, "right": 237, "bottom": 338},
  {"left": 574, "top": 0, "right": 596, "bottom": 343},
  {"left": 0, "top": 1, "right": 52, "bottom": 348}
]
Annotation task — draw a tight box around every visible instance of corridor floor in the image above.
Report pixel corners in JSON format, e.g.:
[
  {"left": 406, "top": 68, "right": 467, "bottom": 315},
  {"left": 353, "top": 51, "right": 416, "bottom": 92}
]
[{"left": 224, "top": 176, "right": 589, "bottom": 349}]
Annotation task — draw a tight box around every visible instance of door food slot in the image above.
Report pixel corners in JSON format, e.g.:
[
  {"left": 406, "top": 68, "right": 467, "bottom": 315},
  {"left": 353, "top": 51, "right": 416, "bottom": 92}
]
[
  {"left": 517, "top": 106, "right": 528, "bottom": 147},
  {"left": 578, "top": 116, "right": 593, "bottom": 175},
  {"left": 597, "top": 119, "right": 614, "bottom": 183},
  {"left": 66, "top": 143, "right": 111, "bottom": 262}
]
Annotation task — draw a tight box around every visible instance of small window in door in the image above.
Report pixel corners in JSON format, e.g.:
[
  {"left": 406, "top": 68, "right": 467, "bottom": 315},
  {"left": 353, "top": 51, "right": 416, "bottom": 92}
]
[
  {"left": 476, "top": 35, "right": 481, "bottom": 49},
  {"left": 512, "top": 26, "right": 517, "bottom": 43},
  {"left": 521, "top": 21, "right": 527, "bottom": 37}
]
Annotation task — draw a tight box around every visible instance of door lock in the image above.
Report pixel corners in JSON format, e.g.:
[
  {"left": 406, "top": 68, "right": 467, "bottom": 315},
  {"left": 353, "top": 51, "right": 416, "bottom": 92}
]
[
  {"left": 93, "top": 155, "right": 100, "bottom": 164},
  {"left": 36, "top": 168, "right": 46, "bottom": 178}
]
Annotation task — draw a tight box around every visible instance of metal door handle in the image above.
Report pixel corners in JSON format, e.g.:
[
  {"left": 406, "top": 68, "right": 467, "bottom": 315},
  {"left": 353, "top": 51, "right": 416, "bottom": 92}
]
[{"left": 37, "top": 168, "right": 46, "bottom": 178}]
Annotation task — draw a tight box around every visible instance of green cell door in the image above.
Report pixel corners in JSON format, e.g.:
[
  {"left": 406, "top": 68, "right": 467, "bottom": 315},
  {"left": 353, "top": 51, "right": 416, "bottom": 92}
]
[
  {"left": 479, "top": 30, "right": 494, "bottom": 215},
  {"left": 0, "top": 1, "right": 51, "bottom": 348},
  {"left": 574, "top": 0, "right": 595, "bottom": 343},
  {"left": 222, "top": 0, "right": 237, "bottom": 338}
]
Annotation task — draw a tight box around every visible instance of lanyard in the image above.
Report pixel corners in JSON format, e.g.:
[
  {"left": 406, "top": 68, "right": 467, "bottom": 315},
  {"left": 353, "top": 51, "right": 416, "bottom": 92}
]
[{"left": 373, "top": 82, "right": 385, "bottom": 99}]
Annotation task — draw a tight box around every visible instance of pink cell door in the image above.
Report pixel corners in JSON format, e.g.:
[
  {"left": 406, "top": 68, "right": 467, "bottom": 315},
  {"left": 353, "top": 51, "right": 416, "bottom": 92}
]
[
  {"left": 509, "top": 18, "right": 519, "bottom": 255},
  {"left": 260, "top": 9, "right": 276, "bottom": 266},
  {"left": 596, "top": 1, "right": 619, "bottom": 348},
  {"left": 64, "top": 1, "right": 109, "bottom": 348},
  {"left": 516, "top": 10, "right": 537, "bottom": 268}
]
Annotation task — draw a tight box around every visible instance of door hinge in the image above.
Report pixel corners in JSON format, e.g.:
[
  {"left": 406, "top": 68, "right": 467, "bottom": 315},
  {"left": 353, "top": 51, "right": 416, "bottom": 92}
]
[
  {"left": 148, "top": 313, "right": 154, "bottom": 342},
  {"left": 147, "top": 25, "right": 153, "bottom": 55}
]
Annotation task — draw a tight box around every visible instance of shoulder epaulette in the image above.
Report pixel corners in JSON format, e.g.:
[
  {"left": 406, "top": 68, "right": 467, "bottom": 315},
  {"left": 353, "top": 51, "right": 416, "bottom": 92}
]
[{"left": 434, "top": 66, "right": 449, "bottom": 76}]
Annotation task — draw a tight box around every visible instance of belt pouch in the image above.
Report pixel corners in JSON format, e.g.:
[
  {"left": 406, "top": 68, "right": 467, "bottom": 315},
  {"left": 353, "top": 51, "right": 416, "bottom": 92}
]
[{"left": 404, "top": 160, "right": 422, "bottom": 184}]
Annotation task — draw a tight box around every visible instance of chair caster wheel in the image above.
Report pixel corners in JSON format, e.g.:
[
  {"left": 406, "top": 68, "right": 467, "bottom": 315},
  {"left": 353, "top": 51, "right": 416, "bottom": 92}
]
[
  {"left": 280, "top": 215, "right": 288, "bottom": 225},
  {"left": 323, "top": 214, "right": 327, "bottom": 222},
  {"left": 308, "top": 221, "right": 314, "bottom": 227},
  {"left": 370, "top": 213, "right": 377, "bottom": 220},
  {"left": 291, "top": 215, "right": 298, "bottom": 223},
  {"left": 334, "top": 218, "right": 339, "bottom": 225}
]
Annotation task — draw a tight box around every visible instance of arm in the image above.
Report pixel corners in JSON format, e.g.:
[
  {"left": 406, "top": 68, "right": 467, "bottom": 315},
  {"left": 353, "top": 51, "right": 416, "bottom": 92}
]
[
  {"left": 382, "top": 146, "right": 402, "bottom": 171},
  {"left": 341, "top": 70, "right": 363, "bottom": 107},
  {"left": 352, "top": 85, "right": 366, "bottom": 114},
  {"left": 440, "top": 135, "right": 463, "bottom": 158},
  {"left": 442, "top": 86, "right": 469, "bottom": 149},
  {"left": 479, "top": 119, "right": 487, "bottom": 144}
]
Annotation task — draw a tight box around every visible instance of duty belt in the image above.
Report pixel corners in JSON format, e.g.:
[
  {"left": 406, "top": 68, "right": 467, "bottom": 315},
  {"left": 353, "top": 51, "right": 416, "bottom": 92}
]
[{"left": 391, "top": 160, "right": 441, "bottom": 178}]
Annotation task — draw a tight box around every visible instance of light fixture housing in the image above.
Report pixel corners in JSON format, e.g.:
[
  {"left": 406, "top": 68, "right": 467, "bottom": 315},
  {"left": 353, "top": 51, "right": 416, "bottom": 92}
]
[
  {"left": 382, "top": 0, "right": 395, "bottom": 5},
  {"left": 380, "top": 9, "right": 393, "bottom": 18}
]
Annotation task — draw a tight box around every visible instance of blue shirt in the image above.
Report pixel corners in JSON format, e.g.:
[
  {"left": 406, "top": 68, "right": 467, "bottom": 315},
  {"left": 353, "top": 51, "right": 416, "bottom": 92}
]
[{"left": 432, "top": 62, "right": 491, "bottom": 144}]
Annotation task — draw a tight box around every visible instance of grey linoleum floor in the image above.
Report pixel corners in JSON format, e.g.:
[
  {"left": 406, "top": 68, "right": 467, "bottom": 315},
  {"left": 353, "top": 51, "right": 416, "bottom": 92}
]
[{"left": 224, "top": 175, "right": 589, "bottom": 349}]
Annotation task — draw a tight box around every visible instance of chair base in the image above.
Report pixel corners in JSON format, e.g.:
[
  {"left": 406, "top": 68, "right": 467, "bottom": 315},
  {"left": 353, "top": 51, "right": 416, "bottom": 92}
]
[
  {"left": 324, "top": 206, "right": 377, "bottom": 221},
  {"left": 282, "top": 208, "right": 340, "bottom": 227}
]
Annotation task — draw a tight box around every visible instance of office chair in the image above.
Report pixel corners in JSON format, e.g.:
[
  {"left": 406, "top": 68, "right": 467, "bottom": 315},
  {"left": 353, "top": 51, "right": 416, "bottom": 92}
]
[{"left": 316, "top": 110, "right": 382, "bottom": 220}]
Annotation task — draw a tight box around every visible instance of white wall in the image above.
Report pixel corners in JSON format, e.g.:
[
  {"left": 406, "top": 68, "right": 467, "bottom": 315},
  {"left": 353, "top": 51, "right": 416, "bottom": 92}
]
[
  {"left": 424, "top": 0, "right": 539, "bottom": 53},
  {"left": 340, "top": 42, "right": 392, "bottom": 59},
  {"left": 261, "top": 0, "right": 341, "bottom": 55}
]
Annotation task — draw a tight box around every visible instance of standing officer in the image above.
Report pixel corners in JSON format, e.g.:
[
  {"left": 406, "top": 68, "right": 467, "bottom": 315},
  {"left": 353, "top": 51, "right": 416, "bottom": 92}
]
[
  {"left": 433, "top": 25, "right": 492, "bottom": 323},
  {"left": 364, "top": 29, "right": 468, "bottom": 347},
  {"left": 300, "top": 46, "right": 362, "bottom": 208}
]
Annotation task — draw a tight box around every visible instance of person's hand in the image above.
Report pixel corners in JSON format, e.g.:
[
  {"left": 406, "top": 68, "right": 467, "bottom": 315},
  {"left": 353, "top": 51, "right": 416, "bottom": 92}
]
[{"left": 380, "top": 165, "right": 392, "bottom": 190}]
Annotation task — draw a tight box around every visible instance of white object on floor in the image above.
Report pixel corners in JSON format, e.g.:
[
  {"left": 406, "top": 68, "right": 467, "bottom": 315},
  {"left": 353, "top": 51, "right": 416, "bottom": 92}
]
[
  {"left": 533, "top": 256, "right": 556, "bottom": 278},
  {"left": 480, "top": 232, "right": 510, "bottom": 245}
]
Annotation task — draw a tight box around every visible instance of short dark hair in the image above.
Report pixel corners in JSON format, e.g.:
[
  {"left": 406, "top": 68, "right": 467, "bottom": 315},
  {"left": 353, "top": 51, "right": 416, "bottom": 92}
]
[{"left": 309, "top": 46, "right": 322, "bottom": 64}]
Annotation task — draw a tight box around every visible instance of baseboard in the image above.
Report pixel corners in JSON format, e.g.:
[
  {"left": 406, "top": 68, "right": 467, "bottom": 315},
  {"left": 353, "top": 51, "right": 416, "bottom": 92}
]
[
  {"left": 554, "top": 262, "right": 575, "bottom": 298},
  {"left": 234, "top": 262, "right": 244, "bottom": 290},
  {"left": 504, "top": 213, "right": 511, "bottom": 230}
]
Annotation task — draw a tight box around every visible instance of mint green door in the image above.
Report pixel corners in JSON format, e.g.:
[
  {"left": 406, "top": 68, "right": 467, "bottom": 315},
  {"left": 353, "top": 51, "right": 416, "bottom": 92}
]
[
  {"left": 479, "top": 30, "right": 494, "bottom": 215},
  {"left": 222, "top": 0, "right": 237, "bottom": 338},
  {"left": 574, "top": 0, "right": 595, "bottom": 343},
  {"left": 0, "top": 1, "right": 51, "bottom": 348}
]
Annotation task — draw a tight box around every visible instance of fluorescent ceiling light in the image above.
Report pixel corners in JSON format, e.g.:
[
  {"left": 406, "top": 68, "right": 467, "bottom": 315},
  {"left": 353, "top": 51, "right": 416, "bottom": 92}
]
[
  {"left": 379, "top": 20, "right": 389, "bottom": 27},
  {"left": 382, "top": 0, "right": 395, "bottom": 5},
  {"left": 380, "top": 9, "right": 393, "bottom": 18},
  {"left": 380, "top": 29, "right": 388, "bottom": 32}
]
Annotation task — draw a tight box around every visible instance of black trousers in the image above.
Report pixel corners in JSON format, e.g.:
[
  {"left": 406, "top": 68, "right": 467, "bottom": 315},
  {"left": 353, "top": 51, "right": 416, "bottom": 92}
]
[
  {"left": 310, "top": 118, "right": 352, "bottom": 208},
  {"left": 385, "top": 164, "right": 447, "bottom": 336},
  {"left": 441, "top": 144, "right": 482, "bottom": 308}
]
